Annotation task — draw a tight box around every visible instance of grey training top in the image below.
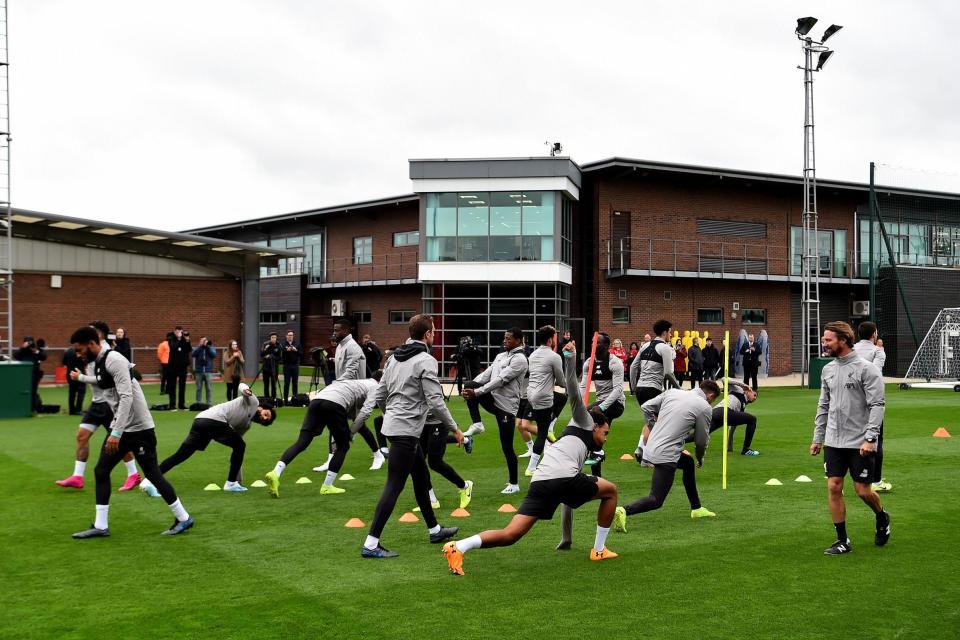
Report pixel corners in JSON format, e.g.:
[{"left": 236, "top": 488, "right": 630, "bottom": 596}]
[
  {"left": 473, "top": 346, "right": 528, "bottom": 415},
  {"left": 316, "top": 378, "right": 379, "bottom": 420},
  {"left": 630, "top": 339, "right": 677, "bottom": 392},
  {"left": 197, "top": 383, "right": 260, "bottom": 436},
  {"left": 353, "top": 339, "right": 457, "bottom": 438},
  {"left": 98, "top": 349, "right": 155, "bottom": 434},
  {"left": 813, "top": 351, "right": 885, "bottom": 449},
  {"left": 335, "top": 335, "right": 367, "bottom": 381},
  {"left": 532, "top": 350, "right": 596, "bottom": 482},
  {"left": 77, "top": 340, "right": 116, "bottom": 405},
  {"left": 527, "top": 345, "right": 564, "bottom": 410},
  {"left": 853, "top": 340, "right": 886, "bottom": 372},
  {"left": 580, "top": 354, "right": 625, "bottom": 411},
  {"left": 641, "top": 388, "right": 712, "bottom": 465}
]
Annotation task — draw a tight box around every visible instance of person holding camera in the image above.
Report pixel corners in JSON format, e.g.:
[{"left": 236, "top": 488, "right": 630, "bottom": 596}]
[
  {"left": 63, "top": 346, "right": 87, "bottom": 415},
  {"left": 14, "top": 336, "right": 47, "bottom": 412},
  {"left": 453, "top": 336, "right": 482, "bottom": 395},
  {"left": 281, "top": 330, "right": 302, "bottom": 401},
  {"left": 361, "top": 334, "right": 383, "bottom": 376},
  {"left": 261, "top": 333, "right": 282, "bottom": 400},
  {"left": 223, "top": 340, "right": 245, "bottom": 401},
  {"left": 166, "top": 327, "right": 191, "bottom": 410},
  {"left": 192, "top": 337, "right": 217, "bottom": 405}
]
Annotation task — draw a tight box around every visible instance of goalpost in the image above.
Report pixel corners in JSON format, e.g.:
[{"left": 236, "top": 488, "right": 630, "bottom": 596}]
[{"left": 902, "top": 308, "right": 960, "bottom": 391}]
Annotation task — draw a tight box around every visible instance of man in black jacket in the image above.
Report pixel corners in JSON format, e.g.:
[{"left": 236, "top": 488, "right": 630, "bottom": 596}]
[
  {"left": 63, "top": 347, "right": 87, "bottom": 415},
  {"left": 14, "top": 337, "right": 47, "bottom": 412},
  {"left": 740, "top": 333, "right": 761, "bottom": 391},
  {"left": 261, "top": 333, "right": 282, "bottom": 400},
  {"left": 166, "top": 327, "right": 191, "bottom": 410},
  {"left": 701, "top": 338, "right": 721, "bottom": 380},
  {"left": 361, "top": 334, "right": 383, "bottom": 376},
  {"left": 687, "top": 338, "right": 704, "bottom": 389},
  {"left": 281, "top": 330, "right": 302, "bottom": 401}
]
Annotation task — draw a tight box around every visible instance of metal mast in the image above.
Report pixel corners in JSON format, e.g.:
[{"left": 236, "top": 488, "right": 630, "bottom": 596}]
[
  {"left": 795, "top": 17, "right": 841, "bottom": 387},
  {"left": 0, "top": 0, "right": 11, "bottom": 359}
]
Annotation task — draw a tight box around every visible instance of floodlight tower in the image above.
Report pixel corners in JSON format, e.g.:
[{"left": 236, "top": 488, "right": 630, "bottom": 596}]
[
  {"left": 0, "top": 0, "right": 11, "bottom": 358},
  {"left": 796, "top": 17, "right": 842, "bottom": 387}
]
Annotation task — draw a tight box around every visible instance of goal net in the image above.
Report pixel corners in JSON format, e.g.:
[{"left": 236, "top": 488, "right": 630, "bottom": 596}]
[{"left": 904, "top": 308, "right": 960, "bottom": 382}]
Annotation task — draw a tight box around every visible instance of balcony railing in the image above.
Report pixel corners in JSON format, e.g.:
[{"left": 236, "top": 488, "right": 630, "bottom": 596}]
[
  {"left": 604, "top": 237, "right": 862, "bottom": 281},
  {"left": 309, "top": 251, "right": 419, "bottom": 286}
]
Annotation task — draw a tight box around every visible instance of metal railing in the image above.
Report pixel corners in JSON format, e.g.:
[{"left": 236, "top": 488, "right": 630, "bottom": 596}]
[
  {"left": 309, "top": 250, "right": 419, "bottom": 285},
  {"left": 604, "top": 236, "right": 859, "bottom": 280}
]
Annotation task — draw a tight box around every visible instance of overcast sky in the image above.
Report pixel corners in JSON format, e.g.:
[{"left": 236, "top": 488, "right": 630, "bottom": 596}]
[{"left": 13, "top": 1, "right": 960, "bottom": 231}]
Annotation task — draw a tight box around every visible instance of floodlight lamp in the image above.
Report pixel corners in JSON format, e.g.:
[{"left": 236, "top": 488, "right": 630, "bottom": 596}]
[
  {"left": 816, "top": 50, "right": 834, "bottom": 70},
  {"left": 552, "top": 142, "right": 563, "bottom": 154},
  {"left": 821, "top": 24, "right": 842, "bottom": 43},
  {"left": 796, "top": 17, "right": 818, "bottom": 36}
]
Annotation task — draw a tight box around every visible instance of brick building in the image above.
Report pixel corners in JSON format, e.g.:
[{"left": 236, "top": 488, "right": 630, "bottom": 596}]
[{"left": 188, "top": 156, "right": 960, "bottom": 378}]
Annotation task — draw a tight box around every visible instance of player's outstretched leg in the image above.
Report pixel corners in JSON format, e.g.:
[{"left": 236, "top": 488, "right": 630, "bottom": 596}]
[{"left": 443, "top": 514, "right": 538, "bottom": 576}]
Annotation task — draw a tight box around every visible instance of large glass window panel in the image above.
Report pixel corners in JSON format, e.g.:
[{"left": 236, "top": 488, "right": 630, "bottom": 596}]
[
  {"left": 491, "top": 284, "right": 534, "bottom": 298},
  {"left": 521, "top": 192, "right": 554, "bottom": 235},
  {"left": 426, "top": 193, "right": 458, "bottom": 237},
  {"left": 457, "top": 192, "right": 489, "bottom": 236},
  {"left": 353, "top": 236, "right": 372, "bottom": 265},
  {"left": 490, "top": 236, "right": 522, "bottom": 261},
  {"left": 521, "top": 236, "right": 553, "bottom": 260},
  {"left": 490, "top": 193, "right": 521, "bottom": 236},
  {"left": 790, "top": 227, "right": 803, "bottom": 275},
  {"left": 457, "top": 236, "right": 488, "bottom": 261},
  {"left": 426, "top": 237, "right": 457, "bottom": 262},
  {"left": 446, "top": 284, "right": 488, "bottom": 298},
  {"left": 833, "top": 230, "right": 846, "bottom": 276},
  {"left": 445, "top": 298, "right": 488, "bottom": 314}
]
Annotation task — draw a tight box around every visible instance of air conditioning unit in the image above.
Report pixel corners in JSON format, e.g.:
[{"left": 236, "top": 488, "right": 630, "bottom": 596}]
[
  {"left": 851, "top": 300, "right": 870, "bottom": 317},
  {"left": 331, "top": 299, "right": 347, "bottom": 316}
]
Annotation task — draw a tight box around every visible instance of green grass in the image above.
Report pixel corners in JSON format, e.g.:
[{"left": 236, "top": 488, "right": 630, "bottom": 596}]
[{"left": 1, "top": 383, "right": 958, "bottom": 639}]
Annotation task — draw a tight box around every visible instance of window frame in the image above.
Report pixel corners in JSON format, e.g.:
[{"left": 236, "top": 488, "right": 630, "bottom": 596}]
[
  {"left": 393, "top": 231, "right": 420, "bottom": 247},
  {"left": 353, "top": 236, "right": 373, "bottom": 265},
  {"left": 696, "top": 308, "right": 723, "bottom": 325},
  {"left": 351, "top": 310, "right": 372, "bottom": 324},
  {"left": 612, "top": 306, "right": 631, "bottom": 324},
  {"left": 259, "top": 311, "right": 288, "bottom": 324},
  {"left": 389, "top": 310, "right": 416, "bottom": 325},
  {"left": 741, "top": 308, "right": 767, "bottom": 325}
]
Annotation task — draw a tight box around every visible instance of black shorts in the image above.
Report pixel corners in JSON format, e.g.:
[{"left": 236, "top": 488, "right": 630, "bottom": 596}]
[
  {"left": 80, "top": 402, "right": 114, "bottom": 432},
  {"left": 823, "top": 446, "right": 877, "bottom": 484},
  {"left": 183, "top": 418, "right": 243, "bottom": 451},
  {"left": 518, "top": 473, "right": 599, "bottom": 520},
  {"left": 302, "top": 399, "right": 349, "bottom": 437},
  {"left": 517, "top": 399, "right": 531, "bottom": 421},
  {"left": 636, "top": 386, "right": 662, "bottom": 406},
  {"left": 588, "top": 401, "right": 624, "bottom": 426}
]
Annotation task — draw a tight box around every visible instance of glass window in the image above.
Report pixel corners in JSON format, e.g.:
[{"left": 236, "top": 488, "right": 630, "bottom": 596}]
[
  {"left": 393, "top": 231, "right": 419, "bottom": 247},
  {"left": 490, "top": 236, "right": 521, "bottom": 261},
  {"left": 522, "top": 236, "right": 553, "bottom": 260},
  {"left": 833, "top": 230, "right": 847, "bottom": 276},
  {"left": 426, "top": 237, "right": 457, "bottom": 261},
  {"left": 741, "top": 309, "right": 766, "bottom": 324},
  {"left": 457, "top": 192, "right": 489, "bottom": 236},
  {"left": 489, "top": 193, "right": 521, "bottom": 236},
  {"left": 260, "top": 311, "right": 287, "bottom": 324},
  {"left": 353, "top": 236, "right": 372, "bottom": 265},
  {"left": 521, "top": 192, "right": 553, "bottom": 235},
  {"left": 426, "top": 193, "right": 458, "bottom": 237},
  {"left": 612, "top": 307, "right": 630, "bottom": 324},
  {"left": 352, "top": 311, "right": 372, "bottom": 324},
  {"left": 697, "top": 308, "right": 723, "bottom": 324},
  {"left": 389, "top": 310, "right": 416, "bottom": 324},
  {"left": 457, "top": 236, "right": 488, "bottom": 261}
]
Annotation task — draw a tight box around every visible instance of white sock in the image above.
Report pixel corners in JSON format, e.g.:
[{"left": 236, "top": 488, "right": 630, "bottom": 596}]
[
  {"left": 428, "top": 524, "right": 441, "bottom": 535},
  {"left": 273, "top": 461, "right": 286, "bottom": 477},
  {"left": 464, "top": 422, "right": 483, "bottom": 436},
  {"left": 548, "top": 417, "right": 558, "bottom": 434},
  {"left": 636, "top": 437, "right": 645, "bottom": 451},
  {"left": 594, "top": 525, "right": 610, "bottom": 552},
  {"left": 325, "top": 453, "right": 334, "bottom": 464},
  {"left": 73, "top": 460, "right": 86, "bottom": 477},
  {"left": 364, "top": 535, "right": 379, "bottom": 550},
  {"left": 373, "top": 450, "right": 384, "bottom": 459},
  {"left": 94, "top": 504, "right": 109, "bottom": 530},
  {"left": 379, "top": 447, "right": 389, "bottom": 455},
  {"left": 168, "top": 498, "right": 189, "bottom": 523},
  {"left": 428, "top": 488, "right": 438, "bottom": 504},
  {"left": 123, "top": 459, "right": 138, "bottom": 477},
  {"left": 525, "top": 440, "right": 534, "bottom": 453},
  {"left": 324, "top": 471, "right": 338, "bottom": 486},
  {"left": 527, "top": 452, "right": 541, "bottom": 470},
  {"left": 458, "top": 534, "right": 483, "bottom": 554}
]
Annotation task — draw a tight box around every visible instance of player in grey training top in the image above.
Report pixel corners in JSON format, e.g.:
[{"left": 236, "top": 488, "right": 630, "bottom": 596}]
[
  {"left": 580, "top": 333, "right": 625, "bottom": 476},
  {"left": 523, "top": 325, "right": 566, "bottom": 476},
  {"left": 442, "top": 339, "right": 620, "bottom": 576},
  {"left": 613, "top": 380, "right": 721, "bottom": 535},
  {"left": 139, "top": 383, "right": 276, "bottom": 496},
  {"left": 630, "top": 319, "right": 679, "bottom": 462},
  {"left": 853, "top": 320, "right": 892, "bottom": 493},
  {"left": 69, "top": 326, "right": 195, "bottom": 539}
]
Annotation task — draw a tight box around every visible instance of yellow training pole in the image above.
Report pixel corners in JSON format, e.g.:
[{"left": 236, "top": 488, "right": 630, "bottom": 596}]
[{"left": 722, "top": 330, "right": 730, "bottom": 490}]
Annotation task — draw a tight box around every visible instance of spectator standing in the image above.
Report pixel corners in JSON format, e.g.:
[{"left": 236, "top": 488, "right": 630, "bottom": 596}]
[
  {"left": 167, "top": 327, "right": 191, "bottom": 410},
  {"left": 223, "top": 340, "right": 245, "bottom": 401},
  {"left": 610, "top": 339, "right": 628, "bottom": 366},
  {"left": 261, "top": 333, "right": 282, "bottom": 400},
  {"left": 673, "top": 342, "right": 687, "bottom": 389},
  {"left": 14, "top": 337, "right": 47, "bottom": 412},
  {"left": 687, "top": 337, "right": 704, "bottom": 389},
  {"left": 281, "top": 330, "right": 302, "bottom": 401},
  {"left": 157, "top": 333, "right": 171, "bottom": 394},
  {"left": 626, "top": 341, "right": 640, "bottom": 371},
  {"left": 114, "top": 328, "right": 132, "bottom": 362},
  {"left": 324, "top": 339, "right": 337, "bottom": 386},
  {"left": 192, "top": 337, "right": 217, "bottom": 405},
  {"left": 740, "top": 333, "right": 761, "bottom": 391},
  {"left": 702, "top": 337, "right": 720, "bottom": 380},
  {"left": 361, "top": 334, "right": 383, "bottom": 376},
  {"left": 63, "top": 347, "right": 87, "bottom": 415}
]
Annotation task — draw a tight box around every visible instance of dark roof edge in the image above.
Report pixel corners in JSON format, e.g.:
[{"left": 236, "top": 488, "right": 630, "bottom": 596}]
[
  {"left": 183, "top": 194, "right": 419, "bottom": 234},
  {"left": 581, "top": 157, "right": 960, "bottom": 200}
]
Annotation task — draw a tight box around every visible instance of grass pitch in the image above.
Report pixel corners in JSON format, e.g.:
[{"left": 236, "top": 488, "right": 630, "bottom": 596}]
[{"left": 1, "top": 383, "right": 958, "bottom": 639}]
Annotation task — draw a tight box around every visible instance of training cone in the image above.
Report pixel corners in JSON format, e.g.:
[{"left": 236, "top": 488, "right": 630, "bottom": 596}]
[
  {"left": 498, "top": 503, "right": 518, "bottom": 513},
  {"left": 933, "top": 427, "right": 951, "bottom": 438},
  {"left": 451, "top": 508, "right": 470, "bottom": 518},
  {"left": 620, "top": 454, "right": 633, "bottom": 461},
  {"left": 795, "top": 475, "right": 813, "bottom": 483},
  {"left": 295, "top": 477, "right": 312, "bottom": 484},
  {"left": 339, "top": 474, "right": 356, "bottom": 481},
  {"left": 203, "top": 483, "right": 221, "bottom": 491},
  {"left": 344, "top": 518, "right": 365, "bottom": 528},
  {"left": 250, "top": 480, "right": 267, "bottom": 488},
  {"left": 398, "top": 512, "right": 419, "bottom": 523},
  {"left": 765, "top": 478, "right": 783, "bottom": 486}
]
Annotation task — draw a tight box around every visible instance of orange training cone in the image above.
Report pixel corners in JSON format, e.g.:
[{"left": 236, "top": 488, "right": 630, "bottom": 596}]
[
  {"left": 498, "top": 503, "right": 518, "bottom": 513},
  {"left": 620, "top": 454, "right": 633, "bottom": 461},
  {"left": 451, "top": 508, "right": 470, "bottom": 518},
  {"left": 933, "top": 427, "right": 951, "bottom": 438},
  {"left": 398, "top": 512, "right": 420, "bottom": 523},
  {"left": 344, "top": 518, "right": 365, "bottom": 528}
]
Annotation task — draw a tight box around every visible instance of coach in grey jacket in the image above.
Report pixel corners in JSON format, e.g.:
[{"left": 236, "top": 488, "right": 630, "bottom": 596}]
[
  {"left": 810, "top": 321, "right": 889, "bottom": 556},
  {"left": 360, "top": 314, "right": 463, "bottom": 559}
]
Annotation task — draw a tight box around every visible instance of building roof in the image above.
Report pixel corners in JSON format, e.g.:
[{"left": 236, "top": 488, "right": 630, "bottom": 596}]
[{"left": 7, "top": 207, "right": 302, "bottom": 273}]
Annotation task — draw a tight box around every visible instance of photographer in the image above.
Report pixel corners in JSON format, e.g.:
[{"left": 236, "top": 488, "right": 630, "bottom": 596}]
[
  {"left": 453, "top": 336, "right": 482, "bottom": 395},
  {"left": 261, "top": 333, "right": 282, "bottom": 400},
  {"left": 166, "top": 326, "right": 191, "bottom": 410},
  {"left": 361, "top": 334, "right": 383, "bottom": 376},
  {"left": 14, "top": 336, "right": 47, "bottom": 412},
  {"left": 192, "top": 336, "right": 217, "bottom": 405},
  {"left": 63, "top": 346, "right": 87, "bottom": 415},
  {"left": 281, "top": 330, "right": 302, "bottom": 401}
]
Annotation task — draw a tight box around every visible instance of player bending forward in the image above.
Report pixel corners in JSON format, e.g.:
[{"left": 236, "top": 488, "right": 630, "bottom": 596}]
[{"left": 443, "top": 340, "right": 619, "bottom": 576}]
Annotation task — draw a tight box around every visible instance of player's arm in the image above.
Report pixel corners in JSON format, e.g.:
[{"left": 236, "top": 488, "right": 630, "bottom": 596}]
[
  {"left": 352, "top": 381, "right": 387, "bottom": 434},
  {"left": 600, "top": 358, "right": 625, "bottom": 410},
  {"left": 550, "top": 353, "right": 565, "bottom": 390},
  {"left": 578, "top": 359, "right": 589, "bottom": 399},
  {"left": 239, "top": 382, "right": 256, "bottom": 404},
  {"left": 340, "top": 347, "right": 363, "bottom": 380},
  {"left": 477, "top": 355, "right": 517, "bottom": 395},
  {"left": 860, "top": 365, "right": 886, "bottom": 455},
  {"left": 659, "top": 343, "right": 679, "bottom": 388},
  {"left": 873, "top": 345, "right": 886, "bottom": 369},
  {"left": 472, "top": 362, "right": 493, "bottom": 387},
  {"left": 693, "top": 406, "right": 711, "bottom": 465},
  {"left": 420, "top": 363, "right": 462, "bottom": 442},
  {"left": 562, "top": 342, "right": 591, "bottom": 430},
  {"left": 810, "top": 376, "right": 830, "bottom": 455},
  {"left": 105, "top": 353, "right": 133, "bottom": 452},
  {"left": 628, "top": 352, "right": 641, "bottom": 393}
]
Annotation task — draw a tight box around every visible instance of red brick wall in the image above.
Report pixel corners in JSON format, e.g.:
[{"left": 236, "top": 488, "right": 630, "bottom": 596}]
[
  {"left": 302, "top": 284, "right": 421, "bottom": 353},
  {"left": 323, "top": 202, "right": 420, "bottom": 282},
  {"left": 14, "top": 272, "right": 240, "bottom": 376}
]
